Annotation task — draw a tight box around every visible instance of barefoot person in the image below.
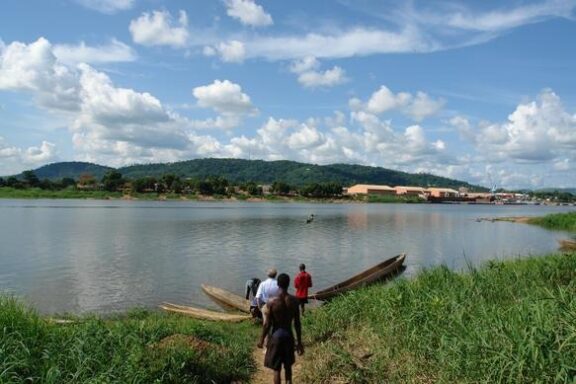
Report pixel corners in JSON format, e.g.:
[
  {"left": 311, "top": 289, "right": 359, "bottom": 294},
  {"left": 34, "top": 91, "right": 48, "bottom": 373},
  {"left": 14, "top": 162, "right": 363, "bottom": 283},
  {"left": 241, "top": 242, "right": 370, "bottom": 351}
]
[
  {"left": 294, "top": 263, "right": 313, "bottom": 314},
  {"left": 257, "top": 273, "right": 303, "bottom": 384}
]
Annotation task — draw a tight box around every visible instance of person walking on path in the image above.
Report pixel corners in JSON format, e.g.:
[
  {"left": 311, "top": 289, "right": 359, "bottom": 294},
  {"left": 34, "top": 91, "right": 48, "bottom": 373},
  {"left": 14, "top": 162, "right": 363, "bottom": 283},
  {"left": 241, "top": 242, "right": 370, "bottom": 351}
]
[
  {"left": 257, "top": 273, "right": 303, "bottom": 384},
  {"left": 256, "top": 268, "right": 280, "bottom": 325},
  {"left": 294, "top": 264, "right": 313, "bottom": 314}
]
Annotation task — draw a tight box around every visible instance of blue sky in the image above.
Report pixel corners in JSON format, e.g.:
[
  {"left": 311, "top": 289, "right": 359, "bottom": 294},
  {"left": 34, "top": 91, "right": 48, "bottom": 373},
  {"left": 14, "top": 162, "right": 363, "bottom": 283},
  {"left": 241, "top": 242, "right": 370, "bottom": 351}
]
[{"left": 1, "top": 0, "right": 575, "bottom": 189}]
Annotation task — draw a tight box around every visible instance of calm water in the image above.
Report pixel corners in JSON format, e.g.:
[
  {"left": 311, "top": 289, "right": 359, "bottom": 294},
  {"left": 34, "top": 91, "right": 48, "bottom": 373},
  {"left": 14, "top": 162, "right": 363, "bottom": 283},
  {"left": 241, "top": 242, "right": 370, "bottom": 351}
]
[{"left": 0, "top": 199, "right": 573, "bottom": 315}]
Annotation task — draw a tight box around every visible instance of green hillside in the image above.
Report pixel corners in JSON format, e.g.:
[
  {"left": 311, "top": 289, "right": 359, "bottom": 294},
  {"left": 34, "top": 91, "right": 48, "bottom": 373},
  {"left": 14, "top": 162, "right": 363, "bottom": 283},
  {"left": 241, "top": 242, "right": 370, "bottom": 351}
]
[
  {"left": 12, "top": 162, "right": 113, "bottom": 181},
  {"left": 10, "top": 158, "right": 485, "bottom": 190}
]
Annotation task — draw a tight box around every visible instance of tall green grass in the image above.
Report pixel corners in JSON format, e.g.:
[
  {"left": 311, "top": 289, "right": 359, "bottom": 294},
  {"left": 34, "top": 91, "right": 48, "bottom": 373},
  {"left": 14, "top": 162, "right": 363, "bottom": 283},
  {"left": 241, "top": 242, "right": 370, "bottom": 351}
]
[
  {"left": 0, "top": 300, "right": 257, "bottom": 383},
  {"left": 302, "top": 253, "right": 576, "bottom": 383},
  {"left": 528, "top": 211, "right": 576, "bottom": 232}
]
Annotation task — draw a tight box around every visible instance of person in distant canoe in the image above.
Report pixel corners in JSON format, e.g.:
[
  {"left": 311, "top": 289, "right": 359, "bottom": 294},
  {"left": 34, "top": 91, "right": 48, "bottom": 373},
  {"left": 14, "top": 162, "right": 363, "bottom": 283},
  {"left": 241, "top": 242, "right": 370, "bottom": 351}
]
[
  {"left": 256, "top": 268, "right": 280, "bottom": 325},
  {"left": 294, "top": 263, "right": 313, "bottom": 314},
  {"left": 245, "top": 277, "right": 262, "bottom": 320},
  {"left": 258, "top": 273, "right": 303, "bottom": 384}
]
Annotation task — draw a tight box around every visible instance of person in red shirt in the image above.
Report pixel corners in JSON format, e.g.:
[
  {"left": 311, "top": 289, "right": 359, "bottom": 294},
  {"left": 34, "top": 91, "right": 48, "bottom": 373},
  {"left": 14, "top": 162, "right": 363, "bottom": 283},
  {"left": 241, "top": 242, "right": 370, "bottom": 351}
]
[{"left": 294, "top": 263, "right": 313, "bottom": 314}]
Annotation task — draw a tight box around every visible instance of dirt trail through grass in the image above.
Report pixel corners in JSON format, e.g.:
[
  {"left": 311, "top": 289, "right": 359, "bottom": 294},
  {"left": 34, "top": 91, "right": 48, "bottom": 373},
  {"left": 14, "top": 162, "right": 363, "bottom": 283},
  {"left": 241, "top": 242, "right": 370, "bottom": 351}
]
[{"left": 250, "top": 346, "right": 304, "bottom": 383}]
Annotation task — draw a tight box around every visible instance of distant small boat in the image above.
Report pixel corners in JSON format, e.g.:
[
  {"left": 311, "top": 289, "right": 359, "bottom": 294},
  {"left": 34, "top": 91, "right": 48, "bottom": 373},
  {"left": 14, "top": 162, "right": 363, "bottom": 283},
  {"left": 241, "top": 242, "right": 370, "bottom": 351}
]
[
  {"left": 201, "top": 284, "right": 251, "bottom": 313},
  {"left": 306, "top": 214, "right": 315, "bottom": 223},
  {"left": 160, "top": 302, "right": 251, "bottom": 322},
  {"left": 308, "top": 253, "right": 406, "bottom": 301},
  {"left": 559, "top": 239, "right": 576, "bottom": 250}
]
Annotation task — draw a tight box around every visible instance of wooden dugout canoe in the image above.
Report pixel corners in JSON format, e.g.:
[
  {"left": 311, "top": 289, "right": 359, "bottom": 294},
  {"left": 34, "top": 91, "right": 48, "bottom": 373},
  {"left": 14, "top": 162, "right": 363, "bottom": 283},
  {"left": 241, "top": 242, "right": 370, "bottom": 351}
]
[
  {"left": 308, "top": 253, "right": 406, "bottom": 301},
  {"left": 160, "top": 302, "right": 251, "bottom": 322},
  {"left": 559, "top": 239, "right": 576, "bottom": 250},
  {"left": 201, "top": 284, "right": 251, "bottom": 313}
]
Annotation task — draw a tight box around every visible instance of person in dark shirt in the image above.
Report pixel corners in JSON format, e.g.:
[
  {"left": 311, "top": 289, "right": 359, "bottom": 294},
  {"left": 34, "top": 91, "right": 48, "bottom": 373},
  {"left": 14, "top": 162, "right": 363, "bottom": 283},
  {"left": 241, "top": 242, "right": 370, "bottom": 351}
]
[
  {"left": 245, "top": 277, "right": 262, "bottom": 320},
  {"left": 257, "top": 273, "right": 303, "bottom": 384},
  {"left": 294, "top": 263, "right": 313, "bottom": 314}
]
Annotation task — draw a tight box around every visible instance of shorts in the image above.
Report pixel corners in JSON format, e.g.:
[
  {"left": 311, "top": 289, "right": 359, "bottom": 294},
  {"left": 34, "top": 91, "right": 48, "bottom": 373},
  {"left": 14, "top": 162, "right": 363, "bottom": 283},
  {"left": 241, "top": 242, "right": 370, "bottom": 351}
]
[
  {"left": 264, "top": 328, "right": 295, "bottom": 371},
  {"left": 297, "top": 297, "right": 308, "bottom": 305}
]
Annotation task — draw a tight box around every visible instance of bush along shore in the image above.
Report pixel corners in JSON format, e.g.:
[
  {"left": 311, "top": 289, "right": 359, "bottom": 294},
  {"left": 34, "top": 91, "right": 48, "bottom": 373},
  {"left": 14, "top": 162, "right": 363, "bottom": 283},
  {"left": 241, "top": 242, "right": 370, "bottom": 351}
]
[
  {"left": 2, "top": 252, "right": 574, "bottom": 383},
  {"left": 527, "top": 211, "right": 576, "bottom": 232}
]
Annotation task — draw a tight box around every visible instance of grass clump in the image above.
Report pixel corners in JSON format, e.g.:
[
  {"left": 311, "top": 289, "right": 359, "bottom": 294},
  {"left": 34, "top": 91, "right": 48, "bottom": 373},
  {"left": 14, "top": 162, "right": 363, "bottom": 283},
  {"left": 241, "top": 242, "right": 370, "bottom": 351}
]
[
  {"left": 0, "top": 298, "right": 257, "bottom": 383},
  {"left": 527, "top": 211, "right": 576, "bottom": 232},
  {"left": 301, "top": 253, "right": 576, "bottom": 383}
]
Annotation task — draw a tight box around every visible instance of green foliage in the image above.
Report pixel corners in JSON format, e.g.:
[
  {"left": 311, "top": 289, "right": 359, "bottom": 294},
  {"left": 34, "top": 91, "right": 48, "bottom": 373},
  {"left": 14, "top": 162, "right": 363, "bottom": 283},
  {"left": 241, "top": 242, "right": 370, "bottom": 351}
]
[
  {"left": 6, "top": 158, "right": 483, "bottom": 189},
  {"left": 101, "top": 170, "right": 124, "bottom": 192},
  {"left": 0, "top": 298, "right": 257, "bottom": 383},
  {"left": 11, "top": 162, "right": 113, "bottom": 181},
  {"left": 0, "top": 187, "right": 123, "bottom": 199},
  {"left": 299, "top": 182, "right": 343, "bottom": 198},
  {"left": 528, "top": 211, "right": 576, "bottom": 231},
  {"left": 302, "top": 253, "right": 576, "bottom": 383},
  {"left": 530, "top": 190, "right": 576, "bottom": 203},
  {"left": 22, "top": 170, "right": 40, "bottom": 188}
]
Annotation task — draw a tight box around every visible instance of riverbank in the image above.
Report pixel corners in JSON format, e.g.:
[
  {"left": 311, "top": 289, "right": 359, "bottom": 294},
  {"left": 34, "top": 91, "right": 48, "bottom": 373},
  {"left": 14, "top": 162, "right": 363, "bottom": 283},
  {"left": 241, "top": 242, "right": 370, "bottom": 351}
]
[
  {"left": 2, "top": 252, "right": 575, "bottom": 383},
  {"left": 300, "top": 252, "right": 576, "bottom": 383},
  {"left": 0, "top": 187, "right": 423, "bottom": 204}
]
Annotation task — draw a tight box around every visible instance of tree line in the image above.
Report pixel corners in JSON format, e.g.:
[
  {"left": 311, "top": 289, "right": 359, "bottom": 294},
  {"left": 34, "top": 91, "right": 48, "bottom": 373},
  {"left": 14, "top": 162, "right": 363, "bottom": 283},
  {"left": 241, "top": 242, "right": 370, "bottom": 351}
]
[{"left": 0, "top": 170, "right": 345, "bottom": 199}]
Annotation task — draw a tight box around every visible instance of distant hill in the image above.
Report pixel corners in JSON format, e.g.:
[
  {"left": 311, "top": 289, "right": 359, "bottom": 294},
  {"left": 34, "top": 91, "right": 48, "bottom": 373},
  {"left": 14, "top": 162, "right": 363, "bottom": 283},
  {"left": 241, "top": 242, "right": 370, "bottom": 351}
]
[
  {"left": 9, "top": 158, "right": 486, "bottom": 190},
  {"left": 10, "top": 162, "right": 113, "bottom": 181},
  {"left": 535, "top": 188, "right": 576, "bottom": 194}
]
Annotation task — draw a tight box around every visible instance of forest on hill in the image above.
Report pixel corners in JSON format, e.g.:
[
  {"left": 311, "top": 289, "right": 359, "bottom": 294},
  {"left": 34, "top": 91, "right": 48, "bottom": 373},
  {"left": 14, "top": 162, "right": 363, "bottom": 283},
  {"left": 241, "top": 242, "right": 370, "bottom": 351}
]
[{"left": 9, "top": 158, "right": 484, "bottom": 190}]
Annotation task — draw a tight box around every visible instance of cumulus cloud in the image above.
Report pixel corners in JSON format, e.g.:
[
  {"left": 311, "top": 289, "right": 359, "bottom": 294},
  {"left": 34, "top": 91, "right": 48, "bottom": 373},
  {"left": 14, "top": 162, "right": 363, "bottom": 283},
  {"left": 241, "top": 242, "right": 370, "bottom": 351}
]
[
  {"left": 0, "top": 38, "right": 80, "bottom": 111},
  {"left": 75, "top": 0, "right": 134, "bottom": 14},
  {"left": 473, "top": 89, "right": 576, "bottom": 163},
  {"left": 290, "top": 57, "right": 347, "bottom": 88},
  {"left": 54, "top": 39, "right": 137, "bottom": 65},
  {"left": 129, "top": 10, "right": 189, "bottom": 48},
  {"left": 0, "top": 137, "right": 58, "bottom": 175},
  {"left": 225, "top": 0, "right": 273, "bottom": 27},
  {"left": 0, "top": 38, "right": 219, "bottom": 169},
  {"left": 355, "top": 85, "right": 444, "bottom": 121},
  {"left": 204, "top": 40, "right": 246, "bottom": 63},
  {"left": 192, "top": 80, "right": 256, "bottom": 116}
]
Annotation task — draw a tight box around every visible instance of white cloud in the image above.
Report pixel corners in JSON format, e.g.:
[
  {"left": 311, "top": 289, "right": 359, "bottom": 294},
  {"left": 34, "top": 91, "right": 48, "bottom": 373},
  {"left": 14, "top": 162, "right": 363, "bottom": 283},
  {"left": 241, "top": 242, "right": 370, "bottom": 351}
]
[
  {"left": 207, "top": 2, "right": 575, "bottom": 62},
  {"left": 212, "top": 40, "right": 246, "bottom": 63},
  {"left": 225, "top": 0, "right": 273, "bottom": 27},
  {"left": 473, "top": 89, "right": 576, "bottom": 163},
  {"left": 290, "top": 57, "right": 347, "bottom": 88},
  {"left": 129, "top": 10, "right": 189, "bottom": 48},
  {"left": 0, "top": 137, "right": 58, "bottom": 175},
  {"left": 366, "top": 86, "right": 411, "bottom": 114},
  {"left": 0, "top": 38, "right": 80, "bottom": 111},
  {"left": 54, "top": 39, "right": 137, "bottom": 65},
  {"left": 192, "top": 80, "right": 256, "bottom": 116},
  {"left": 405, "top": 92, "right": 445, "bottom": 122},
  {"left": 358, "top": 85, "right": 444, "bottom": 121},
  {"left": 247, "top": 27, "right": 430, "bottom": 60},
  {"left": 441, "top": 1, "right": 575, "bottom": 32},
  {"left": 24, "top": 141, "right": 57, "bottom": 163},
  {"left": 287, "top": 123, "right": 324, "bottom": 150},
  {"left": 76, "top": 0, "right": 134, "bottom": 14}
]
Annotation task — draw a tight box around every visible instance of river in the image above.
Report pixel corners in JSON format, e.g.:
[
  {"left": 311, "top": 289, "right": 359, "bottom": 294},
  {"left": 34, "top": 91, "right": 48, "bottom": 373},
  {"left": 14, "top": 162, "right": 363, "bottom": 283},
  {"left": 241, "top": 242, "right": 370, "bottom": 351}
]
[{"left": 0, "top": 199, "right": 573, "bottom": 315}]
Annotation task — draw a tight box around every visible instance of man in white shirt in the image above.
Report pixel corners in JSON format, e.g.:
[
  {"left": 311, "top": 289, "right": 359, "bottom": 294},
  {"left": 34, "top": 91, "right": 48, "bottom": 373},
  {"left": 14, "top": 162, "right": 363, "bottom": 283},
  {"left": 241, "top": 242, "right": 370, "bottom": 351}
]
[{"left": 256, "top": 268, "right": 280, "bottom": 325}]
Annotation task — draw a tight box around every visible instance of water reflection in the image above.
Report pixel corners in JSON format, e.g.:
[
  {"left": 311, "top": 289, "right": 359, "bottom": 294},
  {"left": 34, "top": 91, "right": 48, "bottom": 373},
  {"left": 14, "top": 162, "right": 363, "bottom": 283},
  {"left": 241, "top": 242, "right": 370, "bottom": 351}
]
[{"left": 0, "top": 199, "right": 573, "bottom": 314}]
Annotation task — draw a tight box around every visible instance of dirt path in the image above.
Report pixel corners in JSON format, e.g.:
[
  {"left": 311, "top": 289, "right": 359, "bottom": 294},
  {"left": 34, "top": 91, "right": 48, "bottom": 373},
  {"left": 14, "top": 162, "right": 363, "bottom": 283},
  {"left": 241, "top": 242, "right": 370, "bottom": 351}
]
[{"left": 250, "top": 346, "right": 304, "bottom": 384}]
